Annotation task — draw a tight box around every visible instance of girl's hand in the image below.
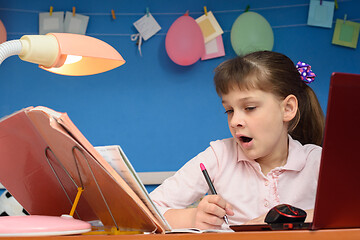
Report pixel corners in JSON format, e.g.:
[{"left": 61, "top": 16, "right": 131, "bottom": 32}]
[{"left": 194, "top": 195, "right": 234, "bottom": 229}]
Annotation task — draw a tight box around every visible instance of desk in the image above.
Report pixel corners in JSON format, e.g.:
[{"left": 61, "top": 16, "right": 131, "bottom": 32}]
[{"left": 8, "top": 229, "right": 360, "bottom": 240}]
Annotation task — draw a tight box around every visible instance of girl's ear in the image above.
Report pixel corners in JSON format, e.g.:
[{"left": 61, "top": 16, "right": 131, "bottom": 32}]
[{"left": 282, "top": 94, "right": 298, "bottom": 122}]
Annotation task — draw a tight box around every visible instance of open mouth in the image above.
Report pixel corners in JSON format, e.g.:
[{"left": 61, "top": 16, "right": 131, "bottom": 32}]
[{"left": 240, "top": 136, "right": 253, "bottom": 143}]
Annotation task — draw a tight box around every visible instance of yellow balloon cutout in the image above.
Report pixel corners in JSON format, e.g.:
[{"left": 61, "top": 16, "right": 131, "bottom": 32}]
[{"left": 230, "top": 11, "right": 274, "bottom": 56}]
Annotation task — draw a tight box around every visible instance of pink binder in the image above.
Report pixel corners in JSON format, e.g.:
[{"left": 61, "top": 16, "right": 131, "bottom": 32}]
[{"left": 0, "top": 107, "right": 165, "bottom": 233}]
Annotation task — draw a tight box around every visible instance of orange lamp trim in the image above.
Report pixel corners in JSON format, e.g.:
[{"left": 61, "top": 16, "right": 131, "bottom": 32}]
[{"left": 42, "top": 33, "right": 125, "bottom": 76}]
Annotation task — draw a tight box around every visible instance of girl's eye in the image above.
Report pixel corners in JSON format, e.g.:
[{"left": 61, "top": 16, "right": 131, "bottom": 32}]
[
  {"left": 245, "top": 106, "right": 256, "bottom": 111},
  {"left": 224, "top": 109, "right": 233, "bottom": 115}
]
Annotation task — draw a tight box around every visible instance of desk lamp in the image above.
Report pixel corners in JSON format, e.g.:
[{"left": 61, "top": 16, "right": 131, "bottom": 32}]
[
  {"left": 0, "top": 33, "right": 125, "bottom": 76},
  {"left": 0, "top": 33, "right": 125, "bottom": 236}
]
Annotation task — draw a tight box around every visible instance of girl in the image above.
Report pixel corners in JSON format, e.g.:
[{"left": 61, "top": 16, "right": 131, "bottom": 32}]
[{"left": 150, "top": 51, "right": 325, "bottom": 230}]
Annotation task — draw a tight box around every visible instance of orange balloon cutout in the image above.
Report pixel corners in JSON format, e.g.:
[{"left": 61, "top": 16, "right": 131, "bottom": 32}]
[
  {"left": 0, "top": 20, "right": 7, "bottom": 44},
  {"left": 165, "top": 15, "right": 204, "bottom": 66}
]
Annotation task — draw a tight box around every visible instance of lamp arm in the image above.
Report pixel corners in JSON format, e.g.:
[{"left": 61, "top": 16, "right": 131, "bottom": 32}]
[{"left": 0, "top": 40, "right": 22, "bottom": 65}]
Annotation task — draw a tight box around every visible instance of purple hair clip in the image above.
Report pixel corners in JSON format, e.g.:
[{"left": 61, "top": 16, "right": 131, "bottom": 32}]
[{"left": 296, "top": 61, "right": 316, "bottom": 84}]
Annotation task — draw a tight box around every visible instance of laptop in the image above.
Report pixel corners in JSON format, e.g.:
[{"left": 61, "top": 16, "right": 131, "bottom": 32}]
[{"left": 231, "top": 72, "right": 360, "bottom": 231}]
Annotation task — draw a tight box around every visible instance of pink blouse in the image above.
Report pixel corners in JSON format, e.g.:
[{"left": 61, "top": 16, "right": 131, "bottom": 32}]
[{"left": 150, "top": 135, "right": 322, "bottom": 225}]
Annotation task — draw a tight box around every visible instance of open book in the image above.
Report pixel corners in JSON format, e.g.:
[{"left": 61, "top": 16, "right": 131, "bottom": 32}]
[
  {"left": 94, "top": 145, "right": 171, "bottom": 231},
  {"left": 0, "top": 106, "right": 170, "bottom": 233}
]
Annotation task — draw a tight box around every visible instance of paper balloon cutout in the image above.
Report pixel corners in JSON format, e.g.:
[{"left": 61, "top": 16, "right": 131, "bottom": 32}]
[
  {"left": 230, "top": 11, "right": 274, "bottom": 56},
  {"left": 0, "top": 20, "right": 7, "bottom": 44},
  {"left": 165, "top": 15, "right": 205, "bottom": 66}
]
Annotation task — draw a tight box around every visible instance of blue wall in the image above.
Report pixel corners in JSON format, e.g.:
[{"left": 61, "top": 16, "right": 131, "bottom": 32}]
[{"left": 0, "top": 0, "right": 359, "bottom": 175}]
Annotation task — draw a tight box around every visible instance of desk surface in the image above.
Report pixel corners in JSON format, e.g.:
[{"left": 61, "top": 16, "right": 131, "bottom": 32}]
[{"left": 7, "top": 228, "right": 360, "bottom": 240}]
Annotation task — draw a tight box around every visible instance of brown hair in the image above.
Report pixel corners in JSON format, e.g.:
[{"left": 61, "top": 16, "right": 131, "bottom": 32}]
[{"left": 214, "top": 51, "right": 324, "bottom": 146}]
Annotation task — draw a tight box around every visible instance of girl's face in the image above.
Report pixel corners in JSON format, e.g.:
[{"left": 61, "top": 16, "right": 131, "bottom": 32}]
[{"left": 221, "top": 86, "right": 290, "bottom": 163}]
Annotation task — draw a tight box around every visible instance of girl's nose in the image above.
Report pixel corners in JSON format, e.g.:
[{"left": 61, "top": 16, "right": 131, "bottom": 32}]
[{"left": 230, "top": 112, "right": 244, "bottom": 128}]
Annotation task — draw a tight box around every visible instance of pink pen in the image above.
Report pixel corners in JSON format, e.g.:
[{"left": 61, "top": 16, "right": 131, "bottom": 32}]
[{"left": 200, "top": 163, "right": 229, "bottom": 225}]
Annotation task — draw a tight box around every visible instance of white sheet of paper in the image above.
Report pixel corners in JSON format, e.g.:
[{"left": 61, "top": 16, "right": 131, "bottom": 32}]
[
  {"left": 39, "top": 12, "right": 64, "bottom": 35},
  {"left": 64, "top": 11, "right": 89, "bottom": 35},
  {"left": 43, "top": 18, "right": 59, "bottom": 30},
  {"left": 201, "top": 35, "right": 225, "bottom": 61},
  {"left": 133, "top": 13, "right": 161, "bottom": 41},
  {"left": 205, "top": 38, "right": 219, "bottom": 54}
]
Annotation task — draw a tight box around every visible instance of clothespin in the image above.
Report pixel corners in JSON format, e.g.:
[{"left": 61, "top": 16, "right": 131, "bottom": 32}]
[
  {"left": 146, "top": 7, "right": 149, "bottom": 17},
  {"left": 111, "top": 9, "right": 116, "bottom": 20},
  {"left": 184, "top": 10, "right": 189, "bottom": 16},
  {"left": 245, "top": 5, "right": 250, "bottom": 12},
  {"left": 335, "top": 0, "right": 339, "bottom": 9},
  {"left": 343, "top": 14, "right": 347, "bottom": 23},
  {"left": 204, "top": 6, "right": 208, "bottom": 16},
  {"left": 49, "top": 6, "right": 53, "bottom": 16},
  {"left": 72, "top": 7, "right": 76, "bottom": 16}
]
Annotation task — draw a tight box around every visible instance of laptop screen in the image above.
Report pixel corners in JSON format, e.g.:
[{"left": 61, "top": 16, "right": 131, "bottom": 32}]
[{"left": 312, "top": 72, "right": 360, "bottom": 229}]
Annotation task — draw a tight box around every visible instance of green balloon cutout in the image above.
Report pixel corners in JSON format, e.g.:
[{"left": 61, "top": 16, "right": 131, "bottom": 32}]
[{"left": 231, "top": 11, "right": 274, "bottom": 56}]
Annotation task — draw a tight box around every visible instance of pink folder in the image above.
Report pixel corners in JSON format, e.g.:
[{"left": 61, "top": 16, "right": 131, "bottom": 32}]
[{"left": 0, "top": 107, "right": 165, "bottom": 233}]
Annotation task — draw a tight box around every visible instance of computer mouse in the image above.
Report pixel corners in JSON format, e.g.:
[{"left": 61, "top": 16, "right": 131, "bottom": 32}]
[{"left": 265, "top": 204, "right": 307, "bottom": 224}]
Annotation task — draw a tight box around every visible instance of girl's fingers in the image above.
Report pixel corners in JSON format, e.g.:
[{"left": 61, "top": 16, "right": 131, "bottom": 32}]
[{"left": 195, "top": 195, "right": 233, "bottom": 228}]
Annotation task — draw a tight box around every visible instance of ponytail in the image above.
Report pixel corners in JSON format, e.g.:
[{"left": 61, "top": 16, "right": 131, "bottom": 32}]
[{"left": 290, "top": 85, "right": 325, "bottom": 146}]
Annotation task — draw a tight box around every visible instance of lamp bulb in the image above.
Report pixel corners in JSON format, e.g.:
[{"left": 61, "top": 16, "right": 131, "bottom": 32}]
[{"left": 64, "top": 55, "right": 82, "bottom": 65}]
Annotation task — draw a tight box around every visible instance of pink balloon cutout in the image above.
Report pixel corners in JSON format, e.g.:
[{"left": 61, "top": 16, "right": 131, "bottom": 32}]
[
  {"left": 165, "top": 15, "right": 205, "bottom": 66},
  {"left": 0, "top": 20, "right": 7, "bottom": 44}
]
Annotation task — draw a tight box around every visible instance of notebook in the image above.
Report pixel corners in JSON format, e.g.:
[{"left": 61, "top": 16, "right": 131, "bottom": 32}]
[{"left": 231, "top": 72, "right": 360, "bottom": 231}]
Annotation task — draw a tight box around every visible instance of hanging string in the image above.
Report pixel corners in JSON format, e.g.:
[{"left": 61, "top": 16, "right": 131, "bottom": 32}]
[
  {"left": 2, "top": 0, "right": 358, "bottom": 37},
  {"left": 0, "top": 0, "right": 353, "bottom": 16}
]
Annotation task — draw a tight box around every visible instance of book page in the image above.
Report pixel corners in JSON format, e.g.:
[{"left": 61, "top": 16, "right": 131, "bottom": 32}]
[{"left": 95, "top": 145, "right": 171, "bottom": 231}]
